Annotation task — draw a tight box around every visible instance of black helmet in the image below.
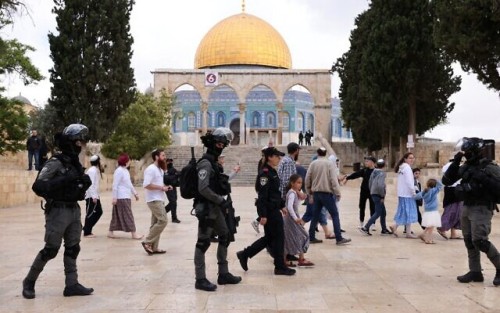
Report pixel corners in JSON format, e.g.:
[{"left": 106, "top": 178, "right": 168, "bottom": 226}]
[
  {"left": 63, "top": 124, "right": 90, "bottom": 142},
  {"left": 456, "top": 137, "right": 484, "bottom": 161}
]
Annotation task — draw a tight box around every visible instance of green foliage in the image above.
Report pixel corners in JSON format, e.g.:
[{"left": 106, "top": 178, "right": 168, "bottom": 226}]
[
  {"left": 0, "top": 97, "right": 29, "bottom": 154},
  {"left": 28, "top": 104, "right": 61, "bottom": 150},
  {"left": 333, "top": 0, "right": 461, "bottom": 150},
  {"left": 433, "top": 0, "right": 500, "bottom": 91},
  {"left": 47, "top": 0, "right": 136, "bottom": 142},
  {"left": 101, "top": 91, "right": 173, "bottom": 160},
  {"left": 0, "top": 38, "right": 44, "bottom": 84}
]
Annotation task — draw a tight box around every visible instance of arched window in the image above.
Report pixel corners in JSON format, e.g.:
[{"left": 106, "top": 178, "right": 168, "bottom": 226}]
[
  {"left": 174, "top": 113, "right": 183, "bottom": 132},
  {"left": 282, "top": 111, "right": 290, "bottom": 130},
  {"left": 266, "top": 112, "right": 275, "bottom": 128},
  {"left": 206, "top": 112, "right": 212, "bottom": 128},
  {"left": 187, "top": 112, "right": 196, "bottom": 131},
  {"left": 297, "top": 112, "right": 304, "bottom": 131},
  {"left": 216, "top": 111, "right": 226, "bottom": 127},
  {"left": 252, "top": 111, "right": 261, "bottom": 127}
]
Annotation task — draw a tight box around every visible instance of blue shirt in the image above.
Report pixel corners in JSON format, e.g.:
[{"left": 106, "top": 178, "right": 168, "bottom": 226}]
[{"left": 414, "top": 181, "right": 443, "bottom": 212}]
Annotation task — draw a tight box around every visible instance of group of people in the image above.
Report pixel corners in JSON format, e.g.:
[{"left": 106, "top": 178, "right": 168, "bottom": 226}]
[
  {"left": 26, "top": 129, "right": 48, "bottom": 171},
  {"left": 297, "top": 130, "right": 313, "bottom": 146},
  {"left": 21, "top": 123, "right": 500, "bottom": 298}
]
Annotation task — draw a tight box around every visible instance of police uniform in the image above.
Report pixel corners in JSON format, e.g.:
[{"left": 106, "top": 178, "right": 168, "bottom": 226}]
[
  {"left": 23, "top": 124, "right": 93, "bottom": 299},
  {"left": 194, "top": 151, "right": 241, "bottom": 291},
  {"left": 237, "top": 162, "right": 291, "bottom": 273},
  {"left": 443, "top": 139, "right": 500, "bottom": 285}
]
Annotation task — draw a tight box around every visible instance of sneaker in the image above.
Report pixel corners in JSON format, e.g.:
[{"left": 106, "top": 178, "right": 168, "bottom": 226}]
[
  {"left": 381, "top": 229, "right": 393, "bottom": 235},
  {"left": 217, "top": 272, "right": 242, "bottom": 285},
  {"left": 195, "top": 278, "right": 217, "bottom": 291},
  {"left": 310, "top": 239, "right": 323, "bottom": 244},
  {"left": 274, "top": 267, "right": 296, "bottom": 276},
  {"left": 22, "top": 278, "right": 36, "bottom": 299},
  {"left": 336, "top": 238, "right": 352, "bottom": 245},
  {"left": 457, "top": 271, "right": 484, "bottom": 283},
  {"left": 236, "top": 251, "right": 248, "bottom": 271},
  {"left": 63, "top": 283, "right": 94, "bottom": 297},
  {"left": 358, "top": 227, "right": 371, "bottom": 236},
  {"left": 251, "top": 220, "right": 260, "bottom": 234}
]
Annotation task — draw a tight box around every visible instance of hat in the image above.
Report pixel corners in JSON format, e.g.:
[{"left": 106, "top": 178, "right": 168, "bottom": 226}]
[
  {"left": 90, "top": 155, "right": 99, "bottom": 162},
  {"left": 287, "top": 142, "right": 301, "bottom": 153},
  {"left": 263, "top": 147, "right": 285, "bottom": 157},
  {"left": 376, "top": 159, "right": 385, "bottom": 167},
  {"left": 117, "top": 153, "right": 130, "bottom": 166},
  {"left": 261, "top": 146, "right": 268, "bottom": 151},
  {"left": 364, "top": 156, "right": 377, "bottom": 163}
]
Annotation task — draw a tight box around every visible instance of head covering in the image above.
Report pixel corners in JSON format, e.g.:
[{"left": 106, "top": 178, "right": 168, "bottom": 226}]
[
  {"left": 261, "top": 146, "right": 268, "bottom": 151},
  {"left": 287, "top": 142, "right": 301, "bottom": 153},
  {"left": 263, "top": 147, "right": 285, "bottom": 158},
  {"left": 376, "top": 159, "right": 385, "bottom": 168},
  {"left": 117, "top": 153, "right": 129, "bottom": 166},
  {"left": 90, "top": 155, "right": 99, "bottom": 162},
  {"left": 364, "top": 156, "right": 377, "bottom": 163}
]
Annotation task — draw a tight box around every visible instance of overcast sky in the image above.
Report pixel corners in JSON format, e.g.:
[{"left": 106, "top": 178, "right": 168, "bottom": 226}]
[{"left": 2, "top": 0, "right": 499, "bottom": 142}]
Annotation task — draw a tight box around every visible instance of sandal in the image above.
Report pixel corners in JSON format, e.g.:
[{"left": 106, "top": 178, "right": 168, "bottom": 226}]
[
  {"left": 141, "top": 242, "right": 154, "bottom": 255},
  {"left": 152, "top": 249, "right": 166, "bottom": 254},
  {"left": 437, "top": 230, "right": 448, "bottom": 240},
  {"left": 298, "top": 259, "right": 315, "bottom": 267}
]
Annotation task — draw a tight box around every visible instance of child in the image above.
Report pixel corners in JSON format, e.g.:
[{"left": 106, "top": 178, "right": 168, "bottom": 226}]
[
  {"left": 283, "top": 174, "right": 313, "bottom": 266},
  {"left": 415, "top": 178, "right": 444, "bottom": 244}
]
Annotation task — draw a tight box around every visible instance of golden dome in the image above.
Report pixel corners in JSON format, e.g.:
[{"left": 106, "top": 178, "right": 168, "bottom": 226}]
[{"left": 195, "top": 13, "right": 292, "bottom": 69}]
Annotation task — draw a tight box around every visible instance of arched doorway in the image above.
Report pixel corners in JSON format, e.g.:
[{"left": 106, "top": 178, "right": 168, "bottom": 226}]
[{"left": 230, "top": 118, "right": 244, "bottom": 145}]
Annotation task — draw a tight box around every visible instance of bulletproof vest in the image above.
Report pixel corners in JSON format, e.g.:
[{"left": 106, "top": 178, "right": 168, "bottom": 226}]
[
  {"left": 202, "top": 154, "right": 231, "bottom": 196},
  {"left": 43, "top": 155, "right": 88, "bottom": 202}
]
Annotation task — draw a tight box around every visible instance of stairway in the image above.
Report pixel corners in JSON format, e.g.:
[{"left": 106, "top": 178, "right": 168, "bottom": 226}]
[{"left": 164, "top": 145, "right": 320, "bottom": 187}]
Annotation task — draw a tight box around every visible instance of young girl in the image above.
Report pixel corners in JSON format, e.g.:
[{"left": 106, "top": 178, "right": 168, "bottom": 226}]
[
  {"left": 415, "top": 178, "right": 444, "bottom": 244},
  {"left": 283, "top": 174, "right": 313, "bottom": 266}
]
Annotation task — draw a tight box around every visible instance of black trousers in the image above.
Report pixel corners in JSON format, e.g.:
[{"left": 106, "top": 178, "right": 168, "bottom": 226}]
[
  {"left": 241, "top": 210, "right": 286, "bottom": 270},
  {"left": 165, "top": 189, "right": 178, "bottom": 220},
  {"left": 359, "top": 190, "right": 375, "bottom": 223},
  {"left": 83, "top": 198, "right": 103, "bottom": 235}
]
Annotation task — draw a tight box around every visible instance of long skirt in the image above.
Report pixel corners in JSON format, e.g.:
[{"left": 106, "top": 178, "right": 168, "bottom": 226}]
[
  {"left": 283, "top": 214, "right": 309, "bottom": 255},
  {"left": 109, "top": 198, "right": 137, "bottom": 232},
  {"left": 439, "top": 201, "right": 463, "bottom": 231},
  {"left": 393, "top": 197, "right": 418, "bottom": 225}
]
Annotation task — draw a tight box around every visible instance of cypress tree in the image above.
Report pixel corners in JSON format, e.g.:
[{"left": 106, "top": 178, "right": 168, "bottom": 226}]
[{"left": 47, "top": 0, "right": 136, "bottom": 141}]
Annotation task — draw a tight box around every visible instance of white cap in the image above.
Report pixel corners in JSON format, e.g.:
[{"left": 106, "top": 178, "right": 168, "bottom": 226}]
[
  {"left": 90, "top": 155, "right": 99, "bottom": 162},
  {"left": 261, "top": 146, "right": 268, "bottom": 151}
]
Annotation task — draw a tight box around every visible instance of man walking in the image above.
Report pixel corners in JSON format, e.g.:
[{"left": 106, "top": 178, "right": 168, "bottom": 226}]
[{"left": 27, "top": 129, "right": 41, "bottom": 171}]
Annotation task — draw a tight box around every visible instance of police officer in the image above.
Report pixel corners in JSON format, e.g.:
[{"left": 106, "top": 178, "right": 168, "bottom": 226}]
[
  {"left": 236, "top": 147, "right": 296, "bottom": 276},
  {"left": 194, "top": 128, "right": 241, "bottom": 291},
  {"left": 164, "top": 158, "right": 180, "bottom": 223},
  {"left": 443, "top": 137, "right": 500, "bottom": 285},
  {"left": 22, "top": 124, "right": 93, "bottom": 299}
]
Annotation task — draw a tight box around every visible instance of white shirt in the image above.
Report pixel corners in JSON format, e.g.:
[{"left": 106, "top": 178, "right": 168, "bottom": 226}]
[
  {"left": 112, "top": 166, "right": 137, "bottom": 200},
  {"left": 85, "top": 166, "right": 100, "bottom": 199},
  {"left": 143, "top": 163, "right": 166, "bottom": 203},
  {"left": 397, "top": 163, "right": 415, "bottom": 197}
]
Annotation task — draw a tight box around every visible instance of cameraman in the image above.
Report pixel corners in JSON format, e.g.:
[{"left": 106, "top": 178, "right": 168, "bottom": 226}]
[{"left": 443, "top": 137, "right": 500, "bottom": 285}]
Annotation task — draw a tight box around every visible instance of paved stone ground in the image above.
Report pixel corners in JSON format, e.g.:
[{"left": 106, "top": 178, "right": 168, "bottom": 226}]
[{"left": 1, "top": 185, "right": 500, "bottom": 312}]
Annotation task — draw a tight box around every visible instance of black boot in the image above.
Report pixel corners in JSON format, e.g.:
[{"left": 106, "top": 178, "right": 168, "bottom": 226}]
[
  {"left": 22, "top": 278, "right": 36, "bottom": 299},
  {"left": 195, "top": 278, "right": 217, "bottom": 291},
  {"left": 494, "top": 270, "right": 500, "bottom": 286},
  {"left": 63, "top": 283, "right": 94, "bottom": 297},
  {"left": 236, "top": 251, "right": 248, "bottom": 271},
  {"left": 217, "top": 272, "right": 242, "bottom": 285},
  {"left": 457, "top": 271, "right": 484, "bottom": 283},
  {"left": 274, "top": 267, "right": 296, "bottom": 276}
]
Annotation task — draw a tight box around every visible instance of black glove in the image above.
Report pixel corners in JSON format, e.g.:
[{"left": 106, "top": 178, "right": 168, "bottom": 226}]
[
  {"left": 453, "top": 152, "right": 464, "bottom": 164},
  {"left": 220, "top": 199, "right": 233, "bottom": 210}
]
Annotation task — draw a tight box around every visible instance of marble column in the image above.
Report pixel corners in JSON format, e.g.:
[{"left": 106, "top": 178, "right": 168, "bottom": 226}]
[
  {"left": 276, "top": 102, "right": 283, "bottom": 145},
  {"left": 239, "top": 103, "right": 246, "bottom": 145},
  {"left": 201, "top": 101, "right": 208, "bottom": 135}
]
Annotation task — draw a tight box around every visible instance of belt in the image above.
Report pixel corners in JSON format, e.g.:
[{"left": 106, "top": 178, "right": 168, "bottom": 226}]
[{"left": 51, "top": 201, "right": 79, "bottom": 209}]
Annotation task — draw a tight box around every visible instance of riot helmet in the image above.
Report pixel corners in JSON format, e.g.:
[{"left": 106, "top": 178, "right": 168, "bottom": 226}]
[
  {"left": 456, "top": 137, "right": 484, "bottom": 161},
  {"left": 55, "top": 123, "right": 89, "bottom": 156},
  {"left": 201, "top": 127, "right": 233, "bottom": 157}
]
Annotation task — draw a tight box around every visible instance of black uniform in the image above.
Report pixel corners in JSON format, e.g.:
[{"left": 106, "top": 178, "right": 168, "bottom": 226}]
[
  {"left": 346, "top": 168, "right": 375, "bottom": 223},
  {"left": 238, "top": 163, "right": 288, "bottom": 271},
  {"left": 164, "top": 165, "right": 179, "bottom": 222}
]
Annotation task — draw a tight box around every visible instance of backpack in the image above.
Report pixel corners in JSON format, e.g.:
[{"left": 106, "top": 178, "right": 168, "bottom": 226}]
[{"left": 179, "top": 147, "right": 200, "bottom": 199}]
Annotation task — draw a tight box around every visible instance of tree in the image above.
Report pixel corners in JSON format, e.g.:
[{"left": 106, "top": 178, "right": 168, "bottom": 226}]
[
  {"left": 334, "top": 0, "right": 461, "bottom": 153},
  {"left": 433, "top": 0, "right": 500, "bottom": 91},
  {"left": 47, "top": 0, "right": 136, "bottom": 142},
  {"left": 0, "top": 0, "right": 43, "bottom": 155},
  {"left": 101, "top": 91, "right": 173, "bottom": 160}
]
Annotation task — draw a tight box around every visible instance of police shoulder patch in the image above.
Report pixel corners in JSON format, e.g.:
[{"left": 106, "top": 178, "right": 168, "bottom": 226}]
[
  {"left": 198, "top": 169, "right": 208, "bottom": 180},
  {"left": 260, "top": 176, "right": 268, "bottom": 186}
]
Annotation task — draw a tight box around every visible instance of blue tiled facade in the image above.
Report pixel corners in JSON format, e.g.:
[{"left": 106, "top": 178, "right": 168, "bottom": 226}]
[{"left": 172, "top": 86, "right": 352, "bottom": 140}]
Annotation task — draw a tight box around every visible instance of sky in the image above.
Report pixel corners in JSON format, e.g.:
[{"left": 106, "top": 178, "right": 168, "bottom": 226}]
[{"left": 2, "top": 0, "right": 499, "bottom": 143}]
